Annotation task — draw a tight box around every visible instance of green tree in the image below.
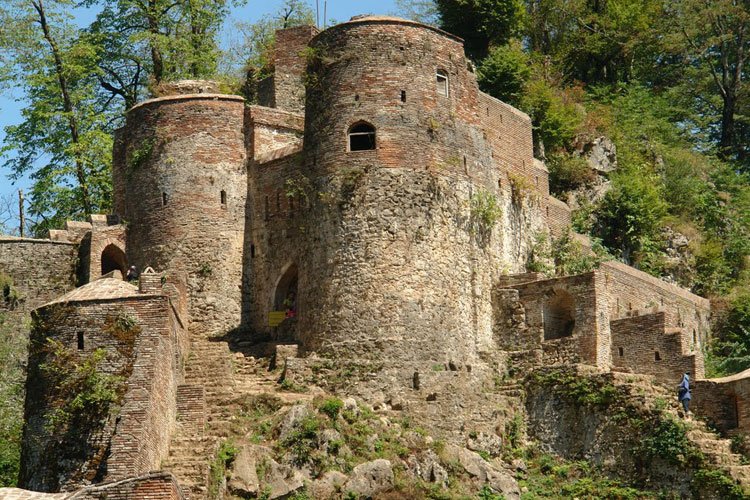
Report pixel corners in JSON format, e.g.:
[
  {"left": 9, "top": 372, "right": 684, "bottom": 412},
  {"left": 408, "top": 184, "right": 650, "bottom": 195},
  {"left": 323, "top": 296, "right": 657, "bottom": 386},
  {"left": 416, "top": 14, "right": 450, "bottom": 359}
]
[
  {"left": 435, "top": 0, "right": 525, "bottom": 60},
  {"left": 665, "top": 0, "right": 750, "bottom": 164},
  {"left": 0, "top": 0, "right": 113, "bottom": 235},
  {"left": 477, "top": 40, "right": 530, "bottom": 106}
]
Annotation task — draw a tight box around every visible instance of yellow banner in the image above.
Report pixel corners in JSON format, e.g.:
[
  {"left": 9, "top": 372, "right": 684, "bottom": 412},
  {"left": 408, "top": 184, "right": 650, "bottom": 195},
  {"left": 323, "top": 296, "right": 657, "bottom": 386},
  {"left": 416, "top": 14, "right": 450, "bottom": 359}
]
[{"left": 269, "top": 311, "right": 286, "bottom": 327}]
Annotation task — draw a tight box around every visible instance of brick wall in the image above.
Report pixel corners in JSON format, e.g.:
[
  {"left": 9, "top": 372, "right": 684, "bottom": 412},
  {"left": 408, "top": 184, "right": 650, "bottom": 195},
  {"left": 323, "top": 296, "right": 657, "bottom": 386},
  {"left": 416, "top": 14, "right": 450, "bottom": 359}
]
[
  {"left": 610, "top": 312, "right": 703, "bottom": 381},
  {"left": 546, "top": 196, "right": 572, "bottom": 238},
  {"left": 0, "top": 472, "right": 184, "bottom": 499},
  {"left": 246, "top": 105, "right": 304, "bottom": 160},
  {"left": 602, "top": 261, "right": 710, "bottom": 349},
  {"left": 694, "top": 373, "right": 750, "bottom": 434},
  {"left": 20, "top": 292, "right": 186, "bottom": 491},
  {"left": 265, "top": 25, "right": 319, "bottom": 113}
]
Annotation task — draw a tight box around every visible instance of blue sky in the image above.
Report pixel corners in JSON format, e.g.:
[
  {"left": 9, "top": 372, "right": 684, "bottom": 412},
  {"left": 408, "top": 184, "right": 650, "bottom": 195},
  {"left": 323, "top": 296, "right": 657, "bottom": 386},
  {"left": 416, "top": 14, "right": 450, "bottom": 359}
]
[{"left": 0, "top": 0, "right": 400, "bottom": 228}]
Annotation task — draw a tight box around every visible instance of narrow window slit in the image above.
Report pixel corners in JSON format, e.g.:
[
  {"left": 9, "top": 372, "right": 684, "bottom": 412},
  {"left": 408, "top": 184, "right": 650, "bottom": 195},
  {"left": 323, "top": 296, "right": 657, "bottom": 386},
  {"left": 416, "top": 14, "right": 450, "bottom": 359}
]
[{"left": 77, "top": 332, "right": 84, "bottom": 351}]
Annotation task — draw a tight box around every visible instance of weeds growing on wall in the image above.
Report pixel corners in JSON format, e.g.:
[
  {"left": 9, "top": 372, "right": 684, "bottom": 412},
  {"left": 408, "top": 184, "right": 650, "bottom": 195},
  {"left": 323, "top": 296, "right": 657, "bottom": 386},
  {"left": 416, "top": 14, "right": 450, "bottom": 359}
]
[
  {"left": 0, "top": 273, "right": 20, "bottom": 310},
  {"left": 40, "top": 339, "right": 125, "bottom": 435},
  {"left": 470, "top": 190, "right": 502, "bottom": 241}
]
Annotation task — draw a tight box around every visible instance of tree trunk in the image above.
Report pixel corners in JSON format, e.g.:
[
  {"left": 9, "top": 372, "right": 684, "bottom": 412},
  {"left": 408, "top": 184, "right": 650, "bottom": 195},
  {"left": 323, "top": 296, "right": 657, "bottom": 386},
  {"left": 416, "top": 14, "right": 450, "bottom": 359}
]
[
  {"left": 719, "top": 91, "right": 736, "bottom": 160},
  {"left": 32, "top": 0, "right": 92, "bottom": 215},
  {"left": 148, "top": 0, "right": 164, "bottom": 83}
]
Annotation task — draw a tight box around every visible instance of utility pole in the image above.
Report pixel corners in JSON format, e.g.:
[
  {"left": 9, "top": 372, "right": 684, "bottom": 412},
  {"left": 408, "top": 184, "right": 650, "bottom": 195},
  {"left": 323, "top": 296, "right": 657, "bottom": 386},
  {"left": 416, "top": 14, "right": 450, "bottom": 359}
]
[
  {"left": 18, "top": 189, "right": 24, "bottom": 238},
  {"left": 323, "top": 1, "right": 327, "bottom": 29},
  {"left": 316, "top": 0, "right": 319, "bottom": 28}
]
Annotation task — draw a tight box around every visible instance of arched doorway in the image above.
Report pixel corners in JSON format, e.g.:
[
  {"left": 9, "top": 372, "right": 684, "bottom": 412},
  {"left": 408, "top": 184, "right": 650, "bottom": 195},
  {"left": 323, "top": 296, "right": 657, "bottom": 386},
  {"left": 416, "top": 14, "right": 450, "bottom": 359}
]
[
  {"left": 543, "top": 289, "right": 576, "bottom": 340},
  {"left": 101, "top": 244, "right": 127, "bottom": 277},
  {"left": 273, "top": 263, "right": 298, "bottom": 315}
]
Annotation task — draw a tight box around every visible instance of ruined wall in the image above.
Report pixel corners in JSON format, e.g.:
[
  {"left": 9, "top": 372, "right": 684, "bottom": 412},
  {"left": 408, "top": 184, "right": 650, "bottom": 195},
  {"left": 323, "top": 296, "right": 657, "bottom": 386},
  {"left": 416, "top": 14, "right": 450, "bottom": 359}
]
[
  {"left": 694, "top": 372, "right": 750, "bottom": 434},
  {"left": 610, "top": 312, "right": 703, "bottom": 381},
  {"left": 260, "top": 26, "right": 319, "bottom": 113},
  {"left": 0, "top": 472, "right": 185, "bottom": 500},
  {"left": 247, "top": 17, "right": 547, "bottom": 365},
  {"left": 493, "top": 272, "right": 611, "bottom": 368},
  {"left": 602, "top": 261, "right": 710, "bottom": 348},
  {"left": 20, "top": 292, "right": 185, "bottom": 491},
  {"left": 113, "top": 94, "right": 247, "bottom": 337},
  {"left": 246, "top": 105, "right": 304, "bottom": 160}
]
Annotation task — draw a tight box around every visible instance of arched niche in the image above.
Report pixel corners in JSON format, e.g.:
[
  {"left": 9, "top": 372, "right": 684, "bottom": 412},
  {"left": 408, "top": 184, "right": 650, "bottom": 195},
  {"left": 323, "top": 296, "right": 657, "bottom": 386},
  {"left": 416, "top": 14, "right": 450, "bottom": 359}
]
[
  {"left": 101, "top": 243, "right": 127, "bottom": 277},
  {"left": 543, "top": 289, "right": 576, "bottom": 340}
]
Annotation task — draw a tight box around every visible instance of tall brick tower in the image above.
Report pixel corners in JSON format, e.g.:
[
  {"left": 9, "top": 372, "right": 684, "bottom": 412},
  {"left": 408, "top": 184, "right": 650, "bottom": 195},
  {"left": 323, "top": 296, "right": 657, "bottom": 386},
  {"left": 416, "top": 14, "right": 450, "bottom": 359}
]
[
  {"left": 272, "top": 16, "right": 548, "bottom": 364},
  {"left": 113, "top": 88, "right": 247, "bottom": 337}
]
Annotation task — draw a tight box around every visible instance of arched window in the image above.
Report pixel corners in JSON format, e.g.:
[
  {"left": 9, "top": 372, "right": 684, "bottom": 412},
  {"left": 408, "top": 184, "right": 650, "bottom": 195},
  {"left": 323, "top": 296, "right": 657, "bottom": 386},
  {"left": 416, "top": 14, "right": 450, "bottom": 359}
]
[
  {"left": 436, "top": 69, "right": 449, "bottom": 97},
  {"left": 348, "top": 122, "right": 376, "bottom": 151},
  {"left": 543, "top": 289, "right": 576, "bottom": 340}
]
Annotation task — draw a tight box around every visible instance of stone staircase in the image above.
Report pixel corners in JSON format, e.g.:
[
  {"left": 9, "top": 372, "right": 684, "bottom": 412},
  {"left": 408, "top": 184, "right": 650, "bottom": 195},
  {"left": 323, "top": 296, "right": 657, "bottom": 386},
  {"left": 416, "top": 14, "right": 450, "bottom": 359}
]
[
  {"left": 162, "top": 337, "right": 312, "bottom": 499},
  {"left": 609, "top": 371, "right": 750, "bottom": 486}
]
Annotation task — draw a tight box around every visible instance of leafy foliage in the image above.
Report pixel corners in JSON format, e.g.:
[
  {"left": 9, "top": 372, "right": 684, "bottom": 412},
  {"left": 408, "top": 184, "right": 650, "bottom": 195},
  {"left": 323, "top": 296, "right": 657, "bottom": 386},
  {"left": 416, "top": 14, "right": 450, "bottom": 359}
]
[{"left": 40, "top": 339, "right": 124, "bottom": 434}]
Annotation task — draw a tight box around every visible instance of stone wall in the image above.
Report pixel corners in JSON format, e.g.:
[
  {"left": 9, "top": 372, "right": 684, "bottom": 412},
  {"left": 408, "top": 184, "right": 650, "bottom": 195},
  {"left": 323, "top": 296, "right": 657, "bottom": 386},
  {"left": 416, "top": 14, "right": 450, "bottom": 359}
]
[
  {"left": 494, "top": 272, "right": 610, "bottom": 368},
  {"left": 610, "top": 312, "right": 703, "bottom": 381},
  {"left": 20, "top": 290, "right": 185, "bottom": 491},
  {"left": 0, "top": 238, "right": 77, "bottom": 315},
  {"left": 602, "top": 261, "right": 710, "bottom": 348},
  {"left": 113, "top": 94, "right": 247, "bottom": 338}
]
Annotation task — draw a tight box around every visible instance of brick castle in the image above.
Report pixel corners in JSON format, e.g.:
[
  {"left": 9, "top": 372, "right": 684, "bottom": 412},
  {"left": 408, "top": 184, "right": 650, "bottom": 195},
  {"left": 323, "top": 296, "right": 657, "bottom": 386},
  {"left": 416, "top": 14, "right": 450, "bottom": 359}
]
[{"left": 1, "top": 15, "right": 748, "bottom": 498}]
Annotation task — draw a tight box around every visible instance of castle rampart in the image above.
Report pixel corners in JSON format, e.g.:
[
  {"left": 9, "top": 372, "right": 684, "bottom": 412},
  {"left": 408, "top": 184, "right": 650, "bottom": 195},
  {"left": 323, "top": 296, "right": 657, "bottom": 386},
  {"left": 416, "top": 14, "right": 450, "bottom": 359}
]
[
  {"left": 113, "top": 94, "right": 247, "bottom": 337},
  {"left": 246, "top": 16, "right": 548, "bottom": 363}
]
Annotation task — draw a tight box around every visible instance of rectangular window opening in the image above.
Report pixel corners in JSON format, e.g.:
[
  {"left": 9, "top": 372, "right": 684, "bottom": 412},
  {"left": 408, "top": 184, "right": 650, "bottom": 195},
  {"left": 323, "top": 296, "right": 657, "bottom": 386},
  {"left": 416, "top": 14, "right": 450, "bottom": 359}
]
[
  {"left": 654, "top": 351, "right": 661, "bottom": 361},
  {"left": 77, "top": 332, "right": 84, "bottom": 350},
  {"left": 162, "top": 192, "right": 168, "bottom": 206},
  {"left": 618, "top": 347, "right": 623, "bottom": 357},
  {"left": 401, "top": 90, "right": 406, "bottom": 102},
  {"left": 220, "top": 190, "right": 227, "bottom": 206},
  {"left": 436, "top": 70, "right": 449, "bottom": 97}
]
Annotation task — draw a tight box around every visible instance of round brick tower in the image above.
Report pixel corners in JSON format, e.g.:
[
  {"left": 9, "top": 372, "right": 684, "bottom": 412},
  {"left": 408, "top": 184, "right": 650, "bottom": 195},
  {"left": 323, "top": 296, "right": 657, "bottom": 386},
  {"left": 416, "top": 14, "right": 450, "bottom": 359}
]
[
  {"left": 290, "top": 17, "right": 543, "bottom": 364},
  {"left": 113, "top": 89, "right": 247, "bottom": 337}
]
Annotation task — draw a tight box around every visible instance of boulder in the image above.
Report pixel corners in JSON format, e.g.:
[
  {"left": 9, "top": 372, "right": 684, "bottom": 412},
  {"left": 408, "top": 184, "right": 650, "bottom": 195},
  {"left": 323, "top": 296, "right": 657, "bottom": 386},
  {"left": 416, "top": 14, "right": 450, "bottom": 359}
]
[
  {"left": 583, "top": 136, "right": 617, "bottom": 174},
  {"left": 343, "top": 459, "right": 394, "bottom": 497},
  {"left": 444, "top": 445, "right": 520, "bottom": 499},
  {"left": 407, "top": 450, "right": 449, "bottom": 486},
  {"left": 309, "top": 470, "right": 349, "bottom": 499},
  {"left": 227, "top": 444, "right": 273, "bottom": 497},
  {"left": 278, "top": 404, "right": 312, "bottom": 442}
]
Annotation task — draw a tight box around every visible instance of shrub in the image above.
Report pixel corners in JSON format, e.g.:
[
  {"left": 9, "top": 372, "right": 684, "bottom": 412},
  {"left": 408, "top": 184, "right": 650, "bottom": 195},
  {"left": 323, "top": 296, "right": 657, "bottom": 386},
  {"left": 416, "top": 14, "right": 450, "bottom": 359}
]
[
  {"left": 546, "top": 151, "right": 597, "bottom": 195},
  {"left": 318, "top": 397, "right": 344, "bottom": 420}
]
